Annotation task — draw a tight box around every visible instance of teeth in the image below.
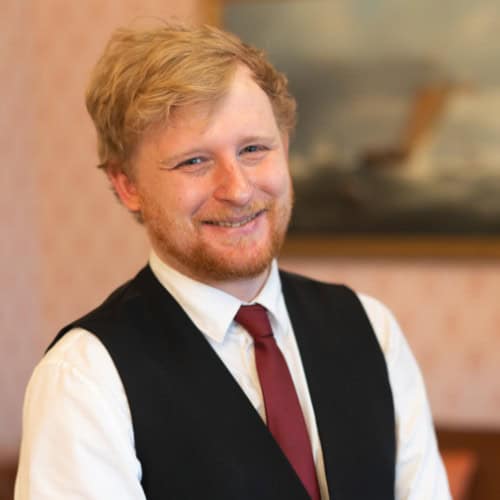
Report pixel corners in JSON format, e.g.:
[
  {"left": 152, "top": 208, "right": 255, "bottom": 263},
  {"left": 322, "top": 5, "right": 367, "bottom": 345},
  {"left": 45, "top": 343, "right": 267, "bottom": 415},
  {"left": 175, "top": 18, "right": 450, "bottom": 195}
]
[{"left": 207, "top": 212, "right": 259, "bottom": 228}]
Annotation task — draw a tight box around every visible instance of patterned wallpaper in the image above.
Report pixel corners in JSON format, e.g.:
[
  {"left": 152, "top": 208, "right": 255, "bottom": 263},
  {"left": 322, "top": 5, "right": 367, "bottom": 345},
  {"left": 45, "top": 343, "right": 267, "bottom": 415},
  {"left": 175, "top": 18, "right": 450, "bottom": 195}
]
[
  {"left": 280, "top": 257, "right": 500, "bottom": 429},
  {"left": 1, "top": 0, "right": 202, "bottom": 459},
  {"left": 1, "top": 0, "right": 500, "bottom": 460},
  {"left": 1, "top": 1, "right": 42, "bottom": 460}
]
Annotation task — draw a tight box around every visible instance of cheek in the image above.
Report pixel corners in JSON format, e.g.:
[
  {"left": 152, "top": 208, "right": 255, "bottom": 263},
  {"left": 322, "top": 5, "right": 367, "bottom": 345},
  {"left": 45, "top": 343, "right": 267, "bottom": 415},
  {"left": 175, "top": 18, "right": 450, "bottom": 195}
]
[
  {"left": 261, "top": 160, "right": 292, "bottom": 199},
  {"left": 141, "top": 172, "right": 206, "bottom": 214},
  {"left": 172, "top": 180, "right": 214, "bottom": 217}
]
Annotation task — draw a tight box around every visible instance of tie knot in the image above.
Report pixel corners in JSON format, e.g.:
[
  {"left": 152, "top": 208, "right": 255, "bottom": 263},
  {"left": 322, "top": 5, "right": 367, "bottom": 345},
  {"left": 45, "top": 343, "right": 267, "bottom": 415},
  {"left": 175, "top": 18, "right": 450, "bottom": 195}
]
[{"left": 234, "top": 304, "right": 272, "bottom": 339}]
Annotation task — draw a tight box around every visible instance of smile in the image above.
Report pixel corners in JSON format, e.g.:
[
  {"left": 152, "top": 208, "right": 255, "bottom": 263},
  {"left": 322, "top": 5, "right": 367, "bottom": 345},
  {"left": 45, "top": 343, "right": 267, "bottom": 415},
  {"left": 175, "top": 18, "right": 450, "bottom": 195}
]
[{"left": 204, "top": 209, "right": 265, "bottom": 228}]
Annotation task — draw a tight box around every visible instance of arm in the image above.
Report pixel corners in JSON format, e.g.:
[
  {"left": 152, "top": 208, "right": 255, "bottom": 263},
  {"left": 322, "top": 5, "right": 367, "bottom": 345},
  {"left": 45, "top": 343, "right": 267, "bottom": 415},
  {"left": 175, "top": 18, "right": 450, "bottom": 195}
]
[
  {"left": 15, "top": 329, "right": 146, "bottom": 500},
  {"left": 359, "top": 294, "right": 451, "bottom": 500}
]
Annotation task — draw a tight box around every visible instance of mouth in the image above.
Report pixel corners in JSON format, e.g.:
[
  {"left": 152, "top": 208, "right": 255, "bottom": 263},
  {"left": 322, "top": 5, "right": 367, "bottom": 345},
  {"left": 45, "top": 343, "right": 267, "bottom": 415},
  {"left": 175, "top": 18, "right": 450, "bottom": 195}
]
[{"left": 203, "top": 209, "right": 266, "bottom": 228}]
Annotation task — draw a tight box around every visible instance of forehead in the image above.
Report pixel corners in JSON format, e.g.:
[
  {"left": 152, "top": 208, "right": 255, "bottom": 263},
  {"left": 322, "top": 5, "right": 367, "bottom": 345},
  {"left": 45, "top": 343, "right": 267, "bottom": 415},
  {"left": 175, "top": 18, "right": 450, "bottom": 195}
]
[
  {"left": 167, "top": 65, "right": 278, "bottom": 136},
  {"left": 133, "top": 65, "right": 282, "bottom": 165}
]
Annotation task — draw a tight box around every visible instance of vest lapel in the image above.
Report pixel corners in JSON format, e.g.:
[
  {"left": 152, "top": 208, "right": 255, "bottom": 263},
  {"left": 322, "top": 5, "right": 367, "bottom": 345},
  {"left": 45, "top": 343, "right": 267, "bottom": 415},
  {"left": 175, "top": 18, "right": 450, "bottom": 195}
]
[
  {"left": 281, "top": 271, "right": 395, "bottom": 500},
  {"left": 129, "top": 266, "right": 311, "bottom": 499},
  {"left": 59, "top": 265, "right": 394, "bottom": 499}
]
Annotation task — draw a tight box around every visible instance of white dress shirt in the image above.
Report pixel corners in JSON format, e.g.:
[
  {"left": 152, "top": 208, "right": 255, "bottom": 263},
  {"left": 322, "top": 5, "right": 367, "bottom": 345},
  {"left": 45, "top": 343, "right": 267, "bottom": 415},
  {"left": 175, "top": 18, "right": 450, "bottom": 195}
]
[{"left": 15, "top": 251, "right": 451, "bottom": 500}]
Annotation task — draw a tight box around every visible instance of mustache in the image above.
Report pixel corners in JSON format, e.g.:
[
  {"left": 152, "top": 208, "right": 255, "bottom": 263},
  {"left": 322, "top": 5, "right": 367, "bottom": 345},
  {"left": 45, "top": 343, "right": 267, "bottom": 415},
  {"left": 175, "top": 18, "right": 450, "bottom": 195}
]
[{"left": 198, "top": 202, "right": 272, "bottom": 224}]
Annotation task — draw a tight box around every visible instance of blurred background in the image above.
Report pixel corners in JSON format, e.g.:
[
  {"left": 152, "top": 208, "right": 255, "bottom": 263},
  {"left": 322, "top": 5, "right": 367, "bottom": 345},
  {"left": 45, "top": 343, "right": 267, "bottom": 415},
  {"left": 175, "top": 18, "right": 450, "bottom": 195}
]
[
  {"left": 1, "top": 1, "right": 499, "bottom": 499},
  {"left": 226, "top": 0, "right": 500, "bottom": 237}
]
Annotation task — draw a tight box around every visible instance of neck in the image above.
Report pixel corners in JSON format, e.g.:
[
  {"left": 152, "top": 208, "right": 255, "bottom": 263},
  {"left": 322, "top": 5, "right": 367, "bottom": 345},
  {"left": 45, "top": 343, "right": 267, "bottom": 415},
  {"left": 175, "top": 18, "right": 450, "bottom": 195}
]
[
  {"left": 208, "top": 268, "right": 270, "bottom": 302},
  {"left": 153, "top": 247, "right": 272, "bottom": 302}
]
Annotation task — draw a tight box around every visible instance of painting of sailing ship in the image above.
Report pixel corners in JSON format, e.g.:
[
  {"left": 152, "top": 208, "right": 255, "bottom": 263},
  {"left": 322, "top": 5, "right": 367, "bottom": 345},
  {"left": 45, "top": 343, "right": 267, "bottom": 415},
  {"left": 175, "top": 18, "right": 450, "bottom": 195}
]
[{"left": 224, "top": 0, "right": 500, "bottom": 236}]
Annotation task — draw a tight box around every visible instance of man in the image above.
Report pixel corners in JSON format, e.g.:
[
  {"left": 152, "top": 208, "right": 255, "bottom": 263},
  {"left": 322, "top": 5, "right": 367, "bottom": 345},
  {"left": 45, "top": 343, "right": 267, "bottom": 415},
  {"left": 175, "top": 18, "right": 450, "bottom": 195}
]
[{"left": 15, "top": 23, "right": 450, "bottom": 499}]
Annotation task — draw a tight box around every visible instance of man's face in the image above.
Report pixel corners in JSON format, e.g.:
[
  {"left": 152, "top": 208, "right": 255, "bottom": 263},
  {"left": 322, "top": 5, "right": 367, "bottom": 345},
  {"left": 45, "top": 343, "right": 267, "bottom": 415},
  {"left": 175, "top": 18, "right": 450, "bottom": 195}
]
[{"left": 112, "top": 65, "right": 293, "bottom": 286}]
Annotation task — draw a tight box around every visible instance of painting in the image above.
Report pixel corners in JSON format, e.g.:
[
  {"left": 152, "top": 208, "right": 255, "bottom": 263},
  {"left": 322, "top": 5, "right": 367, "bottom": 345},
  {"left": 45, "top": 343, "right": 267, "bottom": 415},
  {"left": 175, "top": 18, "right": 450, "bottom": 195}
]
[{"left": 223, "top": 0, "right": 500, "bottom": 255}]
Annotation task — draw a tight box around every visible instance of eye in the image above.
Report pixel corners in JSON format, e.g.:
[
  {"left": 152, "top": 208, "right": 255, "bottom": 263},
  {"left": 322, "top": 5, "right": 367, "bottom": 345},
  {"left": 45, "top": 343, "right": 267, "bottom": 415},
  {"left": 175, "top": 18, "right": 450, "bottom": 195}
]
[
  {"left": 172, "top": 156, "right": 214, "bottom": 175},
  {"left": 159, "top": 154, "right": 213, "bottom": 174},
  {"left": 177, "top": 156, "right": 206, "bottom": 168},
  {"left": 240, "top": 144, "right": 268, "bottom": 155}
]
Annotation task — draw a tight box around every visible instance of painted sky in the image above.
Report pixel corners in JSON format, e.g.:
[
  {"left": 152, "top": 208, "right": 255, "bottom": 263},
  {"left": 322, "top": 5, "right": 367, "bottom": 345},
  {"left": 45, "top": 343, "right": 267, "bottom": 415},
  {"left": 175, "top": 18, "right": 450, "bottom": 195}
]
[{"left": 225, "top": 0, "right": 500, "bottom": 85}]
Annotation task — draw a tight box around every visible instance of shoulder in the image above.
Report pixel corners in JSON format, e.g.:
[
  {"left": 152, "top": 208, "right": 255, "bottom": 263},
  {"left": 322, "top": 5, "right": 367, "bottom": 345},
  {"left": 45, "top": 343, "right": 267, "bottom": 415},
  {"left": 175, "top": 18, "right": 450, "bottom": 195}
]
[
  {"left": 279, "top": 269, "right": 351, "bottom": 301},
  {"left": 17, "top": 329, "right": 143, "bottom": 498},
  {"left": 279, "top": 269, "right": 404, "bottom": 362},
  {"left": 48, "top": 266, "right": 154, "bottom": 351},
  {"left": 35, "top": 328, "right": 129, "bottom": 416},
  {"left": 44, "top": 327, "right": 118, "bottom": 373},
  {"left": 356, "top": 293, "right": 403, "bottom": 361}
]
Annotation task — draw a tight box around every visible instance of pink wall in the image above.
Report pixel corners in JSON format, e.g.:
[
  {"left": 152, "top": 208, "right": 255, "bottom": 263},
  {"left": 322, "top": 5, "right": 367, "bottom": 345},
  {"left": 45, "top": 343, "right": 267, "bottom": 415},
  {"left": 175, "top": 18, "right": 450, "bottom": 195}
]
[
  {"left": 280, "top": 256, "right": 500, "bottom": 429},
  {"left": 1, "top": 0, "right": 205, "bottom": 460},
  {"left": 1, "top": 0, "right": 42, "bottom": 462},
  {"left": 2, "top": 0, "right": 500, "bottom": 461}
]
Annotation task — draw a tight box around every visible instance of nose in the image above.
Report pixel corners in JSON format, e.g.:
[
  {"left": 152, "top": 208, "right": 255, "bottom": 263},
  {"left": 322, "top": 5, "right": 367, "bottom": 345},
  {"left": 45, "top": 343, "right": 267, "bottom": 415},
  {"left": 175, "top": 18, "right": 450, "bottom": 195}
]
[{"left": 213, "top": 158, "right": 253, "bottom": 206}]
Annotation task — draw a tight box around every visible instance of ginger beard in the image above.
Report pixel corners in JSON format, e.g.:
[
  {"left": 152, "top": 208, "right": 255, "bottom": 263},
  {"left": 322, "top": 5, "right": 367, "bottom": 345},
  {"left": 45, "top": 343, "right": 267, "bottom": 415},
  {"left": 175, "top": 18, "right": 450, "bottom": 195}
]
[{"left": 139, "top": 181, "right": 293, "bottom": 283}]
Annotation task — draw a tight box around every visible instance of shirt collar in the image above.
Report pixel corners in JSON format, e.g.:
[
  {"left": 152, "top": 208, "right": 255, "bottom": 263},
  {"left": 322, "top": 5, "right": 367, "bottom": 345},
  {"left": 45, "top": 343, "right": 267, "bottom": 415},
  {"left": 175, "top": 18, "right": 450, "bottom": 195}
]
[
  {"left": 252, "top": 260, "right": 284, "bottom": 333},
  {"left": 148, "top": 251, "right": 285, "bottom": 344}
]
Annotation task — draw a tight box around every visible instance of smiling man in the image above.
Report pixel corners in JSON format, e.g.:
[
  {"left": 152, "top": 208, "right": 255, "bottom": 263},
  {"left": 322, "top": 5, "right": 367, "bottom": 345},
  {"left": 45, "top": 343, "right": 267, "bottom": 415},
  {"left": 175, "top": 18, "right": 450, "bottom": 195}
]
[
  {"left": 112, "top": 63, "right": 293, "bottom": 300},
  {"left": 15, "top": 24, "right": 451, "bottom": 500}
]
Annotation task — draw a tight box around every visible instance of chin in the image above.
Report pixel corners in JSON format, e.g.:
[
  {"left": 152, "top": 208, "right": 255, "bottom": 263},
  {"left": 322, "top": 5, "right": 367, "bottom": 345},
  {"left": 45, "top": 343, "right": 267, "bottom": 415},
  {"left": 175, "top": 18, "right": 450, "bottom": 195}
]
[
  {"left": 151, "top": 209, "right": 289, "bottom": 283},
  {"left": 194, "top": 247, "right": 275, "bottom": 282}
]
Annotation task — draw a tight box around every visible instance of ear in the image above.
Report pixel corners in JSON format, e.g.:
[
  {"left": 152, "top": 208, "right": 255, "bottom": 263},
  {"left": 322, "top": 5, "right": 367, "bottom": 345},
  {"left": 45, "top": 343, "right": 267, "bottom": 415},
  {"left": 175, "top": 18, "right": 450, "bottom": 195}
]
[{"left": 108, "top": 170, "right": 141, "bottom": 212}]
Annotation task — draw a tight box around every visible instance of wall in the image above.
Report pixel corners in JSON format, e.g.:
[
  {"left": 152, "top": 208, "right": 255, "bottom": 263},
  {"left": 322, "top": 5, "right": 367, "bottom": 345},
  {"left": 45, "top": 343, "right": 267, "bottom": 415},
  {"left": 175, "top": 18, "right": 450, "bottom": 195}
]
[
  {"left": 1, "top": 0, "right": 41, "bottom": 462},
  {"left": 280, "top": 256, "right": 500, "bottom": 429},
  {"left": 0, "top": 0, "right": 208, "bottom": 460},
  {"left": 1, "top": 0, "right": 499, "bottom": 462}
]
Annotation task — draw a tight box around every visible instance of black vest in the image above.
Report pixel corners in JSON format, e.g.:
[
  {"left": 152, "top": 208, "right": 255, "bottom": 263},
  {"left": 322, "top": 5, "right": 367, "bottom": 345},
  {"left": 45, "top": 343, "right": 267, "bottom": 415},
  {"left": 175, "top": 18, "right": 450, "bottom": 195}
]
[{"left": 50, "top": 267, "right": 395, "bottom": 500}]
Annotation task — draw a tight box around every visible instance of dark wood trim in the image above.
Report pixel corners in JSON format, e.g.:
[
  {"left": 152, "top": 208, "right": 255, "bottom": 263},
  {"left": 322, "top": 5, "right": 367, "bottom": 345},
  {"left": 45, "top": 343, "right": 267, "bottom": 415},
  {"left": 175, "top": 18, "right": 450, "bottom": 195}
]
[
  {"left": 437, "top": 428, "right": 500, "bottom": 500},
  {"left": 282, "top": 235, "right": 500, "bottom": 258},
  {"left": 0, "top": 461, "right": 15, "bottom": 500}
]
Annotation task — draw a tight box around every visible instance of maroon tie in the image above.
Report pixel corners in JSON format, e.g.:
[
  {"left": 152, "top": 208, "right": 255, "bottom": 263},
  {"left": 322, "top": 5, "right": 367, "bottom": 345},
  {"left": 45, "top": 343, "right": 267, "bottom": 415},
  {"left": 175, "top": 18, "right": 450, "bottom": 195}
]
[{"left": 235, "top": 304, "right": 321, "bottom": 500}]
